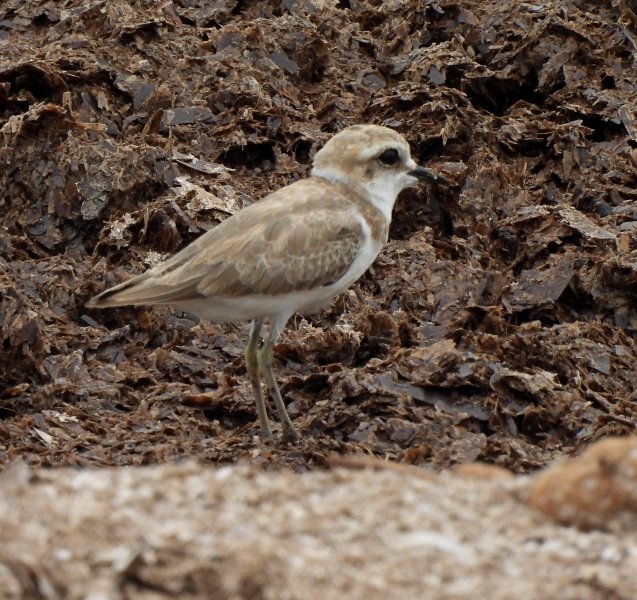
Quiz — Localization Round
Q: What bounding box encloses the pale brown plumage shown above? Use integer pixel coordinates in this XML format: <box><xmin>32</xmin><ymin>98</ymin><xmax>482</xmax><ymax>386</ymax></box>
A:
<box><xmin>88</xmin><ymin>124</ymin><xmax>441</xmax><ymax>442</ymax></box>
<box><xmin>89</xmin><ymin>178</ymin><xmax>381</xmax><ymax>308</ymax></box>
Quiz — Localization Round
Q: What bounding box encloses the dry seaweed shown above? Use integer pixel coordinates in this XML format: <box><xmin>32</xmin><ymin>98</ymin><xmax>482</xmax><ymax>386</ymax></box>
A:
<box><xmin>0</xmin><ymin>0</ymin><xmax>636</xmax><ymax>472</ymax></box>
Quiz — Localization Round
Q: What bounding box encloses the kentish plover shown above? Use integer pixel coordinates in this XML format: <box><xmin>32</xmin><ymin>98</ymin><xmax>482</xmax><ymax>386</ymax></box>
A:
<box><xmin>87</xmin><ymin>124</ymin><xmax>443</xmax><ymax>441</ymax></box>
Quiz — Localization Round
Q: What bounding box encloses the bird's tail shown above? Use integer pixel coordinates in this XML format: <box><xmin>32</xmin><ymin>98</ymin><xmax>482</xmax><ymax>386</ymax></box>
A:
<box><xmin>86</xmin><ymin>273</ymin><xmax>152</xmax><ymax>308</ymax></box>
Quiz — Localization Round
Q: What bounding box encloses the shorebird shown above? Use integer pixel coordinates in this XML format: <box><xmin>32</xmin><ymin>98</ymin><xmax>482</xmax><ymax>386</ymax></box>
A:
<box><xmin>87</xmin><ymin>124</ymin><xmax>442</xmax><ymax>442</ymax></box>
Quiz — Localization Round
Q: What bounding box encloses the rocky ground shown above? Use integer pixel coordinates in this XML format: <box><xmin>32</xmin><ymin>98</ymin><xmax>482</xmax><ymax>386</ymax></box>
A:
<box><xmin>0</xmin><ymin>0</ymin><xmax>636</xmax><ymax>597</ymax></box>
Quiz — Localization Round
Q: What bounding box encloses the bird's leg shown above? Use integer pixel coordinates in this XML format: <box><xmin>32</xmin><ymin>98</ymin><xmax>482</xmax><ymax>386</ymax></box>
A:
<box><xmin>258</xmin><ymin>318</ymin><xmax>300</xmax><ymax>442</ymax></box>
<box><xmin>245</xmin><ymin>319</ymin><xmax>272</xmax><ymax>440</ymax></box>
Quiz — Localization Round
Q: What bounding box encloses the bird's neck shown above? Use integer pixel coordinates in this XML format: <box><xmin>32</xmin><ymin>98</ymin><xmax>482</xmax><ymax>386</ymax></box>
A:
<box><xmin>310</xmin><ymin>168</ymin><xmax>398</xmax><ymax>222</ymax></box>
<box><xmin>309</xmin><ymin>172</ymin><xmax>391</xmax><ymax>244</ymax></box>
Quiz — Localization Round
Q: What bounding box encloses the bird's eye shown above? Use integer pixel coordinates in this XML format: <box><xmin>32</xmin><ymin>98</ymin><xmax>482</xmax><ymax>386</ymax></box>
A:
<box><xmin>378</xmin><ymin>148</ymin><xmax>400</xmax><ymax>167</ymax></box>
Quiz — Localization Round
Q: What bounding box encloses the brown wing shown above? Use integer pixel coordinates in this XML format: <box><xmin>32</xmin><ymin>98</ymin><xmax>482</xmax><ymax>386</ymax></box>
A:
<box><xmin>87</xmin><ymin>178</ymin><xmax>365</xmax><ymax>307</ymax></box>
<box><xmin>196</xmin><ymin>207</ymin><xmax>363</xmax><ymax>297</ymax></box>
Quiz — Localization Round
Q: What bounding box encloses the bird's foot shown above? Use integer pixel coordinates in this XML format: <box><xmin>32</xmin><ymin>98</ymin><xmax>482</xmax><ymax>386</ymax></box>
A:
<box><xmin>258</xmin><ymin>421</ymin><xmax>274</xmax><ymax>442</ymax></box>
<box><xmin>281</xmin><ymin>424</ymin><xmax>301</xmax><ymax>443</ymax></box>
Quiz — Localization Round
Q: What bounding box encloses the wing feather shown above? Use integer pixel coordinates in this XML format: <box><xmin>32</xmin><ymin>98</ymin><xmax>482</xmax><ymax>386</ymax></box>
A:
<box><xmin>197</xmin><ymin>208</ymin><xmax>363</xmax><ymax>297</ymax></box>
<box><xmin>87</xmin><ymin>178</ymin><xmax>367</xmax><ymax>308</ymax></box>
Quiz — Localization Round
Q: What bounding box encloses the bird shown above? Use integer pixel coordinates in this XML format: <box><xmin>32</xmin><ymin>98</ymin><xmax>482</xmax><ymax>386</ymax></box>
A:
<box><xmin>87</xmin><ymin>124</ymin><xmax>443</xmax><ymax>442</ymax></box>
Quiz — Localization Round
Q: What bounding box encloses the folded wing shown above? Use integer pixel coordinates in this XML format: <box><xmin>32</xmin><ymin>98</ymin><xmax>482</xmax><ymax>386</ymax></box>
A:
<box><xmin>87</xmin><ymin>185</ymin><xmax>364</xmax><ymax>308</ymax></box>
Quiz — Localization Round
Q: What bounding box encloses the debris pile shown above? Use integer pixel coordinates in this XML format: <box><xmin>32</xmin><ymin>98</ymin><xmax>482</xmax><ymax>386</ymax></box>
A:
<box><xmin>0</xmin><ymin>0</ymin><xmax>636</xmax><ymax>469</ymax></box>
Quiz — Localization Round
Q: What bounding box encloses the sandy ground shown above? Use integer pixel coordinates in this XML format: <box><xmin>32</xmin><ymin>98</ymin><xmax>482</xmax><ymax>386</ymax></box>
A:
<box><xmin>2</xmin><ymin>437</ymin><xmax>637</xmax><ymax>600</ymax></box>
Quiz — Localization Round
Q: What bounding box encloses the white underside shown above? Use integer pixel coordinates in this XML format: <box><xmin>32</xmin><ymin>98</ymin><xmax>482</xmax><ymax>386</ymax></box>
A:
<box><xmin>172</xmin><ymin>208</ymin><xmax>383</xmax><ymax>326</ymax></box>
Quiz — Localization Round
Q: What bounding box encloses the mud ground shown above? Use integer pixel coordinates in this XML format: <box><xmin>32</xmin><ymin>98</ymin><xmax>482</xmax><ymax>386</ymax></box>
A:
<box><xmin>0</xmin><ymin>0</ymin><xmax>636</xmax><ymax>596</ymax></box>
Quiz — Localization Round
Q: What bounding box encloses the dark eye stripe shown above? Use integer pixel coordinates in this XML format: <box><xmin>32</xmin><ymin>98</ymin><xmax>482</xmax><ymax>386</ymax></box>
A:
<box><xmin>378</xmin><ymin>148</ymin><xmax>399</xmax><ymax>166</ymax></box>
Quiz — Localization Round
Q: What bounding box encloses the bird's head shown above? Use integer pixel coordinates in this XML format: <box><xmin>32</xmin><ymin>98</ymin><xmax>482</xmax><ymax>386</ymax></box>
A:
<box><xmin>311</xmin><ymin>124</ymin><xmax>442</xmax><ymax>212</ymax></box>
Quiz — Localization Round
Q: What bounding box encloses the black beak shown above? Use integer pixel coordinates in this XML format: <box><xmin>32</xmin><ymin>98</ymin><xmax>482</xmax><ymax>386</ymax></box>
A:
<box><xmin>408</xmin><ymin>166</ymin><xmax>448</xmax><ymax>185</ymax></box>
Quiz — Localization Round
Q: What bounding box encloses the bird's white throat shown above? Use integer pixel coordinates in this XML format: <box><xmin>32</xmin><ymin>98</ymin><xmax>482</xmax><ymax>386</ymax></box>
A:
<box><xmin>312</xmin><ymin>166</ymin><xmax>415</xmax><ymax>221</ymax></box>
